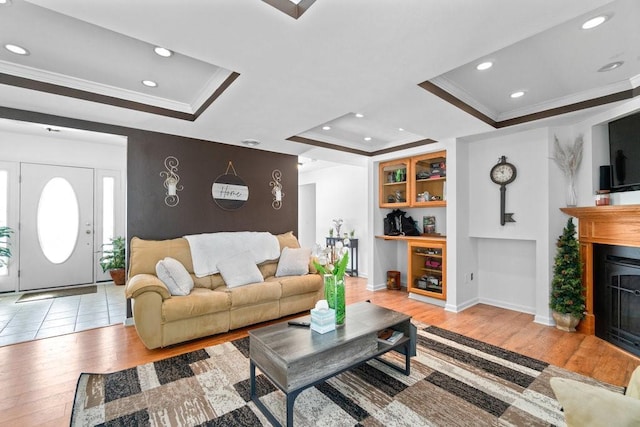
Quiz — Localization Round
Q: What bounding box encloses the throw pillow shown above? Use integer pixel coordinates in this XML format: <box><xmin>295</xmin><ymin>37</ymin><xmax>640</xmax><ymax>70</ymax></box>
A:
<box><xmin>275</xmin><ymin>231</ymin><xmax>301</xmax><ymax>251</ymax></box>
<box><xmin>550</xmin><ymin>377</ymin><xmax>640</xmax><ymax>426</ymax></box>
<box><xmin>276</xmin><ymin>247</ymin><xmax>312</xmax><ymax>277</ymax></box>
<box><xmin>217</xmin><ymin>251</ymin><xmax>264</xmax><ymax>288</ymax></box>
<box><xmin>155</xmin><ymin>257</ymin><xmax>194</xmax><ymax>296</ymax></box>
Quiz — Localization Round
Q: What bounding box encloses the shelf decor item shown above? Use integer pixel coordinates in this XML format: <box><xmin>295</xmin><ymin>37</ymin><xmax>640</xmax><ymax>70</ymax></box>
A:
<box><xmin>549</xmin><ymin>218</ymin><xmax>585</xmax><ymax>331</ymax></box>
<box><xmin>552</xmin><ymin>135</ymin><xmax>583</xmax><ymax>207</ymax></box>
<box><xmin>332</xmin><ymin>218</ymin><xmax>343</xmax><ymax>237</ymax></box>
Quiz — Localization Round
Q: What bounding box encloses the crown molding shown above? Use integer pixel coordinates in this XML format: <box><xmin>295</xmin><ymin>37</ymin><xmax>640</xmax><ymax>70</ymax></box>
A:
<box><xmin>0</xmin><ymin>60</ymin><xmax>192</xmax><ymax>113</ymax></box>
<box><xmin>0</xmin><ymin>63</ymin><xmax>240</xmax><ymax>121</ymax></box>
<box><xmin>421</xmin><ymin>76</ymin><xmax>640</xmax><ymax>129</ymax></box>
<box><xmin>262</xmin><ymin>0</ymin><xmax>317</xmax><ymax>19</ymax></box>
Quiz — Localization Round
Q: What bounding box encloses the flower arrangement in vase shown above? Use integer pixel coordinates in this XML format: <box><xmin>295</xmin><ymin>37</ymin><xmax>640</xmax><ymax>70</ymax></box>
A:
<box><xmin>314</xmin><ymin>244</ymin><xmax>349</xmax><ymax>326</ymax></box>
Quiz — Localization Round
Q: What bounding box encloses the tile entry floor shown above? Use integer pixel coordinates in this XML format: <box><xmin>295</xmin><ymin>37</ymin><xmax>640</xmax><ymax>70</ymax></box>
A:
<box><xmin>0</xmin><ymin>283</ymin><xmax>126</xmax><ymax>347</ymax></box>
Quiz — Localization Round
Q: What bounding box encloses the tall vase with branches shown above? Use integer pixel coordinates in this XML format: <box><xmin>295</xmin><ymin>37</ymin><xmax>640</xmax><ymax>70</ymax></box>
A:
<box><xmin>552</xmin><ymin>135</ymin><xmax>583</xmax><ymax>207</ymax></box>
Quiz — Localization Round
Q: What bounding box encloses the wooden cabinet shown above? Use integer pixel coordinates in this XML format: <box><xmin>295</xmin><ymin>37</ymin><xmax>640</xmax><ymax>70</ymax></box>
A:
<box><xmin>379</xmin><ymin>151</ymin><xmax>446</xmax><ymax>208</ymax></box>
<box><xmin>379</xmin><ymin>158</ymin><xmax>410</xmax><ymax>208</ymax></box>
<box><xmin>411</xmin><ymin>150</ymin><xmax>446</xmax><ymax>207</ymax></box>
<box><xmin>407</xmin><ymin>239</ymin><xmax>446</xmax><ymax>300</ymax></box>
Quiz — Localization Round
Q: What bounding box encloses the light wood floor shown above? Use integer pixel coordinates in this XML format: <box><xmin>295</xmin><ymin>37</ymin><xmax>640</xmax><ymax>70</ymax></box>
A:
<box><xmin>1</xmin><ymin>277</ymin><xmax>638</xmax><ymax>426</ymax></box>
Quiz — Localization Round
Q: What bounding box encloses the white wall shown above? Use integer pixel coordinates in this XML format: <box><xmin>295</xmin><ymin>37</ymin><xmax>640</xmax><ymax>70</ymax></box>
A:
<box><xmin>464</xmin><ymin>127</ymin><xmax>554</xmax><ymax>322</ymax></box>
<box><xmin>298</xmin><ymin>183</ymin><xmax>316</xmax><ymax>248</ymax></box>
<box><xmin>299</xmin><ymin>163</ymin><xmax>368</xmax><ymax>276</ymax></box>
<box><xmin>477</xmin><ymin>238</ymin><xmax>536</xmax><ymax>313</ymax></box>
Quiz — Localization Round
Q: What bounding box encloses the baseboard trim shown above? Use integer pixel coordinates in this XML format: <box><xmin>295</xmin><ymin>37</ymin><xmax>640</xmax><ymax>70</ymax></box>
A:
<box><xmin>408</xmin><ymin>292</ymin><xmax>446</xmax><ymax>307</ymax></box>
<box><xmin>479</xmin><ymin>297</ymin><xmax>535</xmax><ymax>315</ymax></box>
<box><xmin>368</xmin><ymin>282</ymin><xmax>387</xmax><ymax>292</ymax></box>
<box><xmin>534</xmin><ymin>314</ymin><xmax>554</xmax><ymax>326</ymax></box>
<box><xmin>445</xmin><ymin>297</ymin><xmax>480</xmax><ymax>313</ymax></box>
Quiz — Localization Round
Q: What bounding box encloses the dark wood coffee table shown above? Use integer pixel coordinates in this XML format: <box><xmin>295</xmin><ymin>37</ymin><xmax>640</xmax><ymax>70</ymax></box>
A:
<box><xmin>249</xmin><ymin>301</ymin><xmax>416</xmax><ymax>426</ymax></box>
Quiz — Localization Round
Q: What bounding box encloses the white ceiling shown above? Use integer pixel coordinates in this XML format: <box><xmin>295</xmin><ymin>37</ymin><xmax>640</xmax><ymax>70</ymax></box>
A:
<box><xmin>0</xmin><ymin>0</ymin><xmax>637</xmax><ymax>161</ymax></box>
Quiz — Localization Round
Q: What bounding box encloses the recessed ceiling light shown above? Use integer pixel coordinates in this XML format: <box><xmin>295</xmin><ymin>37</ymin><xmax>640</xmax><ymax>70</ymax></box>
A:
<box><xmin>364</xmin><ymin>137</ymin><xmax>372</xmax><ymax>141</ymax></box>
<box><xmin>322</xmin><ymin>126</ymin><xmax>331</xmax><ymax>130</ymax></box>
<box><xmin>398</xmin><ymin>128</ymin><xmax>404</xmax><ymax>132</ymax></box>
<box><xmin>510</xmin><ymin>91</ymin><xmax>525</xmax><ymax>99</ymax></box>
<box><xmin>355</xmin><ymin>113</ymin><xmax>364</xmax><ymax>118</ymax></box>
<box><xmin>476</xmin><ymin>61</ymin><xmax>493</xmax><ymax>71</ymax></box>
<box><xmin>142</xmin><ymin>80</ymin><xmax>158</xmax><ymax>88</ymax></box>
<box><xmin>242</xmin><ymin>139</ymin><xmax>260</xmax><ymax>147</ymax></box>
<box><xmin>598</xmin><ymin>61</ymin><xmax>623</xmax><ymax>72</ymax></box>
<box><xmin>0</xmin><ymin>0</ymin><xmax>13</xmax><ymax>5</ymax></box>
<box><xmin>154</xmin><ymin>46</ymin><xmax>173</xmax><ymax>57</ymax></box>
<box><xmin>4</xmin><ymin>44</ymin><xmax>28</xmax><ymax>55</ymax></box>
<box><xmin>582</xmin><ymin>15</ymin><xmax>608</xmax><ymax>30</ymax></box>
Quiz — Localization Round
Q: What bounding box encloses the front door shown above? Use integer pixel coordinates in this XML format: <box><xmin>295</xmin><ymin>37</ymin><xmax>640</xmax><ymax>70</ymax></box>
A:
<box><xmin>19</xmin><ymin>163</ymin><xmax>94</xmax><ymax>290</ymax></box>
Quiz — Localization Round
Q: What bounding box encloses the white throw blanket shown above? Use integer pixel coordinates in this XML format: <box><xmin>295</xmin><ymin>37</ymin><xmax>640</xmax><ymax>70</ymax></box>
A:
<box><xmin>184</xmin><ymin>232</ymin><xmax>280</xmax><ymax>278</ymax></box>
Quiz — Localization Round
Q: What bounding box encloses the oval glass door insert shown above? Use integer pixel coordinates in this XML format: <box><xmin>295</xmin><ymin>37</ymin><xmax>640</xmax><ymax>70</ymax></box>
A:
<box><xmin>37</xmin><ymin>177</ymin><xmax>80</xmax><ymax>264</ymax></box>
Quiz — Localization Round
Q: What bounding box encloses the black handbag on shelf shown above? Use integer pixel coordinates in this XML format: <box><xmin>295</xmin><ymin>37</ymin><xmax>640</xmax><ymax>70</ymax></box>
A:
<box><xmin>384</xmin><ymin>209</ymin><xmax>420</xmax><ymax>236</ymax></box>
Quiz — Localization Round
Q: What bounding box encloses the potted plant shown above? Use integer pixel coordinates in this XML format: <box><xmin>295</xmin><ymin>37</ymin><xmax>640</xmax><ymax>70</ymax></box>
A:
<box><xmin>0</xmin><ymin>226</ymin><xmax>13</xmax><ymax>267</ymax></box>
<box><xmin>100</xmin><ymin>236</ymin><xmax>126</xmax><ymax>285</ymax></box>
<box><xmin>550</xmin><ymin>218</ymin><xmax>585</xmax><ymax>331</ymax></box>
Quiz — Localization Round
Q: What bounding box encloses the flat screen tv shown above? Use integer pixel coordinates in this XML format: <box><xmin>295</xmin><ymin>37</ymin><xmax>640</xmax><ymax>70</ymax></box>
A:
<box><xmin>609</xmin><ymin>111</ymin><xmax>640</xmax><ymax>192</ymax></box>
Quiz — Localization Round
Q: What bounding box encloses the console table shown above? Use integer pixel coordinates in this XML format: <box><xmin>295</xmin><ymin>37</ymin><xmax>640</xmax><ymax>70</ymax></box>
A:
<box><xmin>326</xmin><ymin>237</ymin><xmax>358</xmax><ymax>276</ymax></box>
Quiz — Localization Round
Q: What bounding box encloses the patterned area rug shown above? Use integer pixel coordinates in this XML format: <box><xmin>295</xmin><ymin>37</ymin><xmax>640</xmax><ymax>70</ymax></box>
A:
<box><xmin>70</xmin><ymin>323</ymin><xmax>622</xmax><ymax>426</ymax></box>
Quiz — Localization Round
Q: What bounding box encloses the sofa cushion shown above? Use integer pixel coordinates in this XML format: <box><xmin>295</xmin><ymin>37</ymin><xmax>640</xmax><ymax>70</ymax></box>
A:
<box><xmin>276</xmin><ymin>231</ymin><xmax>301</xmax><ymax>251</ymax></box>
<box><xmin>156</xmin><ymin>257</ymin><xmax>194</xmax><ymax>296</ymax></box>
<box><xmin>258</xmin><ymin>261</ymin><xmax>278</xmax><ymax>278</ymax></box>
<box><xmin>129</xmin><ymin>237</ymin><xmax>194</xmax><ymax>276</ymax></box>
<box><xmin>222</xmin><ymin>280</ymin><xmax>282</xmax><ymax>307</ymax></box>
<box><xmin>162</xmin><ymin>288</ymin><xmax>230</xmax><ymax>322</ymax></box>
<box><xmin>278</xmin><ymin>274</ymin><xmax>323</xmax><ymax>298</ymax></box>
<box><xmin>217</xmin><ymin>251</ymin><xmax>264</xmax><ymax>288</ymax></box>
<box><xmin>276</xmin><ymin>247</ymin><xmax>311</xmax><ymax>277</ymax></box>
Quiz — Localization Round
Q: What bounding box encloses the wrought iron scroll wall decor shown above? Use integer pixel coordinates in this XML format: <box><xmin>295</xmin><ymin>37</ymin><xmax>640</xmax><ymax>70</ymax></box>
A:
<box><xmin>160</xmin><ymin>156</ymin><xmax>183</xmax><ymax>207</ymax></box>
<box><xmin>270</xmin><ymin>169</ymin><xmax>284</xmax><ymax>210</ymax></box>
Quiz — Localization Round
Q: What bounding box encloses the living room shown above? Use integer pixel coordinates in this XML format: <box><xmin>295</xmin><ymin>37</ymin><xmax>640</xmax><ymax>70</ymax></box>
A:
<box><xmin>1</xmin><ymin>0</ymin><xmax>640</xmax><ymax>425</ymax></box>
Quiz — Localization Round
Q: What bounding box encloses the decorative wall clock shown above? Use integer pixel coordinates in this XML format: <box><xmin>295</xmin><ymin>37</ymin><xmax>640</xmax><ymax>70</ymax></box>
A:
<box><xmin>490</xmin><ymin>155</ymin><xmax>517</xmax><ymax>225</ymax></box>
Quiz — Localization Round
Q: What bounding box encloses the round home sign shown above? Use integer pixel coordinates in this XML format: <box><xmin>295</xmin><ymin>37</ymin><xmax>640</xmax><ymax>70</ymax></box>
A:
<box><xmin>212</xmin><ymin>162</ymin><xmax>249</xmax><ymax>210</ymax></box>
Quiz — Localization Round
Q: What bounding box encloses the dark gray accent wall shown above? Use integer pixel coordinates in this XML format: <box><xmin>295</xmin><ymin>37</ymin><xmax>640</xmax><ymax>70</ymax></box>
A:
<box><xmin>127</xmin><ymin>131</ymin><xmax>298</xmax><ymax>240</ymax></box>
<box><xmin>0</xmin><ymin>107</ymin><xmax>299</xmax><ymax>241</ymax></box>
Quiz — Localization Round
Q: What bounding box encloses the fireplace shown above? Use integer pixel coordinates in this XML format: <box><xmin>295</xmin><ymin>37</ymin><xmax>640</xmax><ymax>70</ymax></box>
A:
<box><xmin>594</xmin><ymin>244</ymin><xmax>640</xmax><ymax>357</ymax></box>
<box><xmin>560</xmin><ymin>205</ymin><xmax>640</xmax><ymax>337</ymax></box>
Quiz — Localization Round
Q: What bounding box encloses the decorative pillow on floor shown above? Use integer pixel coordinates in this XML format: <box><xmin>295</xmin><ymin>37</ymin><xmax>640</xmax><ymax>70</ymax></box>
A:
<box><xmin>217</xmin><ymin>251</ymin><xmax>264</xmax><ymax>288</ymax></box>
<box><xmin>276</xmin><ymin>247</ymin><xmax>312</xmax><ymax>277</ymax></box>
<box><xmin>155</xmin><ymin>257</ymin><xmax>194</xmax><ymax>296</ymax></box>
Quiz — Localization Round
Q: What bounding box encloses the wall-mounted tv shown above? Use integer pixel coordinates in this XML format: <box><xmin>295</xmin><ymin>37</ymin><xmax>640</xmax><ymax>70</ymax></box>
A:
<box><xmin>609</xmin><ymin>111</ymin><xmax>640</xmax><ymax>192</ymax></box>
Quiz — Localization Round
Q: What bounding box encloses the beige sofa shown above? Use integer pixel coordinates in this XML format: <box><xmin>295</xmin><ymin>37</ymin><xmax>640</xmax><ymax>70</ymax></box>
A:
<box><xmin>124</xmin><ymin>232</ymin><xmax>323</xmax><ymax>349</ymax></box>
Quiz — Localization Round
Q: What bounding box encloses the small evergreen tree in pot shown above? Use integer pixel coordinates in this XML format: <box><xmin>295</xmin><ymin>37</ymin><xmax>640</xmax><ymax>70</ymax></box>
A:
<box><xmin>550</xmin><ymin>218</ymin><xmax>585</xmax><ymax>331</ymax></box>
